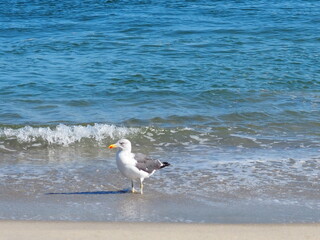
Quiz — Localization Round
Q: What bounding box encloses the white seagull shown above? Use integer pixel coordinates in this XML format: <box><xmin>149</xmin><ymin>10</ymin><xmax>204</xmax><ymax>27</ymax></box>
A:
<box><xmin>109</xmin><ymin>139</ymin><xmax>170</xmax><ymax>194</ymax></box>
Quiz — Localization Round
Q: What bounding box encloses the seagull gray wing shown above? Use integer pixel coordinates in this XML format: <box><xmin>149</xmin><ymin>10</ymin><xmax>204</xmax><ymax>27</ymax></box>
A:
<box><xmin>134</xmin><ymin>153</ymin><xmax>163</xmax><ymax>174</ymax></box>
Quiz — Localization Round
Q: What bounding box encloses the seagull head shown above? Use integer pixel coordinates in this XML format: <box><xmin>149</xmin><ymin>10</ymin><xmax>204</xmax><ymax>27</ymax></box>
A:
<box><xmin>109</xmin><ymin>139</ymin><xmax>132</xmax><ymax>152</ymax></box>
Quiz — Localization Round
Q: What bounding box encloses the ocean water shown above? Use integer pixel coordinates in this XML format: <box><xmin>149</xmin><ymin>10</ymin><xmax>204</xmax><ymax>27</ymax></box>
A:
<box><xmin>0</xmin><ymin>0</ymin><xmax>319</xmax><ymax>223</ymax></box>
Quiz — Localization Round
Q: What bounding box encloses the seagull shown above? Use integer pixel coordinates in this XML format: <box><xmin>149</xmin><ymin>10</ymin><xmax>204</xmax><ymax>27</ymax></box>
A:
<box><xmin>108</xmin><ymin>139</ymin><xmax>170</xmax><ymax>194</ymax></box>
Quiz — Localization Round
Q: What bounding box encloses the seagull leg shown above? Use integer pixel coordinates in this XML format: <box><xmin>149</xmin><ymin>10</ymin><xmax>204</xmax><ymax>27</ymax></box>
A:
<box><xmin>131</xmin><ymin>180</ymin><xmax>136</xmax><ymax>193</ymax></box>
<box><xmin>140</xmin><ymin>179</ymin><xmax>144</xmax><ymax>195</ymax></box>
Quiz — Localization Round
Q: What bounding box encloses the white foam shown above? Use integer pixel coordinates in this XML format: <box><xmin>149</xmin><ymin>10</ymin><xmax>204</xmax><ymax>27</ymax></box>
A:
<box><xmin>0</xmin><ymin>124</ymin><xmax>139</xmax><ymax>146</ymax></box>
<box><xmin>0</xmin><ymin>145</ymin><xmax>16</xmax><ymax>152</ymax></box>
<box><xmin>189</xmin><ymin>135</ymin><xmax>209</xmax><ymax>144</ymax></box>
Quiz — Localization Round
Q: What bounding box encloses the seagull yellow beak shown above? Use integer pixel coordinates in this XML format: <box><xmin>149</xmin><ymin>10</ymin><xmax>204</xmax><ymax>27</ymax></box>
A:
<box><xmin>108</xmin><ymin>144</ymin><xmax>117</xmax><ymax>149</ymax></box>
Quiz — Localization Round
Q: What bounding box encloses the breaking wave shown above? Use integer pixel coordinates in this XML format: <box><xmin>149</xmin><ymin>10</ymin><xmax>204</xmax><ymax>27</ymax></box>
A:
<box><xmin>0</xmin><ymin>123</ymin><xmax>198</xmax><ymax>151</ymax></box>
<box><xmin>0</xmin><ymin>122</ymin><xmax>319</xmax><ymax>152</ymax></box>
<box><xmin>0</xmin><ymin>124</ymin><xmax>140</xmax><ymax>147</ymax></box>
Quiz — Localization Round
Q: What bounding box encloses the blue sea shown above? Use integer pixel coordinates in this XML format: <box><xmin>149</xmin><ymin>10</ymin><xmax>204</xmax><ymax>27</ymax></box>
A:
<box><xmin>0</xmin><ymin>0</ymin><xmax>319</xmax><ymax>223</ymax></box>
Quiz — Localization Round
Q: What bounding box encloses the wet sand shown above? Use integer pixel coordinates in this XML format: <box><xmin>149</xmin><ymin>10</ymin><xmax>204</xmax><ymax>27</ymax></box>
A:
<box><xmin>0</xmin><ymin>191</ymin><xmax>319</xmax><ymax>223</ymax></box>
<box><xmin>1</xmin><ymin>221</ymin><xmax>319</xmax><ymax>240</ymax></box>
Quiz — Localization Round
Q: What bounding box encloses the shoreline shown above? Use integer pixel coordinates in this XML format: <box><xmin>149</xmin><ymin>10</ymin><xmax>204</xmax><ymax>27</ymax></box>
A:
<box><xmin>0</xmin><ymin>221</ymin><xmax>319</xmax><ymax>240</ymax></box>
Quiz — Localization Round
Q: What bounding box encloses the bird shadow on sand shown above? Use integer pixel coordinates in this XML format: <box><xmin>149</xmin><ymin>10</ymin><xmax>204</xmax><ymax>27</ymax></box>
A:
<box><xmin>46</xmin><ymin>188</ymin><xmax>131</xmax><ymax>195</ymax></box>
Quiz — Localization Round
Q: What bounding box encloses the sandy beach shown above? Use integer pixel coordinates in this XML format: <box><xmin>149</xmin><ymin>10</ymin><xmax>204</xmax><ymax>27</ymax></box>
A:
<box><xmin>0</xmin><ymin>221</ymin><xmax>319</xmax><ymax>240</ymax></box>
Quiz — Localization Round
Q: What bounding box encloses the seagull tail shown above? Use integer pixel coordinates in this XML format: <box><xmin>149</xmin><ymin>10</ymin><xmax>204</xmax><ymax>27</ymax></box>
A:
<box><xmin>160</xmin><ymin>162</ymin><xmax>170</xmax><ymax>168</ymax></box>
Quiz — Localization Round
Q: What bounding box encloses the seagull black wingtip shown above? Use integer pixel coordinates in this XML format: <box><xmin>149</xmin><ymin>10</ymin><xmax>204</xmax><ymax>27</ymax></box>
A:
<box><xmin>161</xmin><ymin>162</ymin><xmax>171</xmax><ymax>168</ymax></box>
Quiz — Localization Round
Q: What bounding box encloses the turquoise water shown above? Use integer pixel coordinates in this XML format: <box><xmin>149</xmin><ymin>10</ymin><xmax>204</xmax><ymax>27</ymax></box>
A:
<box><xmin>0</xmin><ymin>0</ymin><xmax>319</xmax><ymax>222</ymax></box>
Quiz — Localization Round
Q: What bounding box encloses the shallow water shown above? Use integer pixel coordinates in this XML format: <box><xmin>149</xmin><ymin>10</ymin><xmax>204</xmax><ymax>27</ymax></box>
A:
<box><xmin>0</xmin><ymin>0</ymin><xmax>319</xmax><ymax>222</ymax></box>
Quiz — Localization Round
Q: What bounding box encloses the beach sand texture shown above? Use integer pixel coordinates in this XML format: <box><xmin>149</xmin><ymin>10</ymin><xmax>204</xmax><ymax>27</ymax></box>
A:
<box><xmin>0</xmin><ymin>221</ymin><xmax>319</xmax><ymax>240</ymax></box>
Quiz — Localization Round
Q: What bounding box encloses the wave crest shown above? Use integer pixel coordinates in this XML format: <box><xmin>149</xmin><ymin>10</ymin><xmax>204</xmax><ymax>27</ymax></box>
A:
<box><xmin>0</xmin><ymin>124</ymin><xmax>140</xmax><ymax>146</ymax></box>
